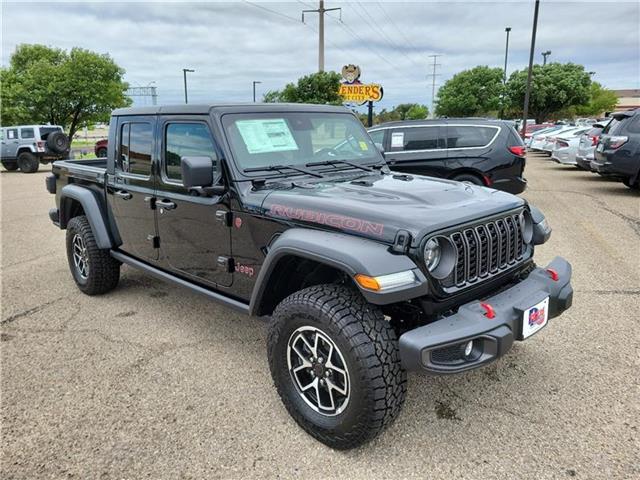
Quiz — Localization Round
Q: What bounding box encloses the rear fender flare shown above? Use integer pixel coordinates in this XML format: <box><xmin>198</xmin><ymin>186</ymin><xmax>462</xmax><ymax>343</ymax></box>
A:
<box><xmin>59</xmin><ymin>184</ymin><xmax>113</xmax><ymax>249</ymax></box>
<box><xmin>248</xmin><ymin>228</ymin><xmax>428</xmax><ymax>315</ymax></box>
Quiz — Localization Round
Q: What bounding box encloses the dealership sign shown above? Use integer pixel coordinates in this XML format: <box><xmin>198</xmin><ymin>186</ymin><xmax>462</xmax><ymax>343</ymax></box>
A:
<box><xmin>338</xmin><ymin>64</ymin><xmax>383</xmax><ymax>103</ymax></box>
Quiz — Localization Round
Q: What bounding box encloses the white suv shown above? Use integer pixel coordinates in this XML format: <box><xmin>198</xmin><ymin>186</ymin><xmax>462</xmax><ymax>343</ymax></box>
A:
<box><xmin>0</xmin><ymin>125</ymin><xmax>70</xmax><ymax>173</ymax></box>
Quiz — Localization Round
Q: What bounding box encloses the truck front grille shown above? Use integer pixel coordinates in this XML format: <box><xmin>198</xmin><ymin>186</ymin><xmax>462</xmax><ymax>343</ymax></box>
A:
<box><xmin>442</xmin><ymin>211</ymin><xmax>528</xmax><ymax>290</ymax></box>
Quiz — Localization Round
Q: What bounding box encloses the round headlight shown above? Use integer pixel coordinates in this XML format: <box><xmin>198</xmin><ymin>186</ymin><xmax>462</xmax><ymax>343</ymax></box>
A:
<box><xmin>521</xmin><ymin>211</ymin><xmax>534</xmax><ymax>244</ymax></box>
<box><xmin>424</xmin><ymin>238</ymin><xmax>441</xmax><ymax>272</ymax></box>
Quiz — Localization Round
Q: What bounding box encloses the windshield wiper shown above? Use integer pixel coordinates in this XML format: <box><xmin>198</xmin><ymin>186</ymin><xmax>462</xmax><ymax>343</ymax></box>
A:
<box><xmin>244</xmin><ymin>164</ymin><xmax>323</xmax><ymax>178</ymax></box>
<box><xmin>305</xmin><ymin>159</ymin><xmax>373</xmax><ymax>172</ymax></box>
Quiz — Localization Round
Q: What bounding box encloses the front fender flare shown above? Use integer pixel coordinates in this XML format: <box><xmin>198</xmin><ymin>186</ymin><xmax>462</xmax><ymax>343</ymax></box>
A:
<box><xmin>59</xmin><ymin>184</ymin><xmax>113</xmax><ymax>249</ymax></box>
<box><xmin>249</xmin><ymin>229</ymin><xmax>428</xmax><ymax>315</ymax></box>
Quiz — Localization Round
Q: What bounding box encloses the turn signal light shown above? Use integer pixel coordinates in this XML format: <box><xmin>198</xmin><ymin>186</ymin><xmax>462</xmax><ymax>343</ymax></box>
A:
<box><xmin>354</xmin><ymin>274</ymin><xmax>380</xmax><ymax>291</ymax></box>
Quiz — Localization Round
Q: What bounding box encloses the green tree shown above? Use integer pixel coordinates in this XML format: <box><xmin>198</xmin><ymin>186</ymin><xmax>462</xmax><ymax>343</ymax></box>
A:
<box><xmin>262</xmin><ymin>71</ymin><xmax>343</xmax><ymax>105</ymax></box>
<box><xmin>506</xmin><ymin>62</ymin><xmax>592</xmax><ymax>123</ymax></box>
<box><xmin>574</xmin><ymin>82</ymin><xmax>618</xmax><ymax>116</ymax></box>
<box><xmin>404</xmin><ymin>104</ymin><xmax>429</xmax><ymax>120</ymax></box>
<box><xmin>435</xmin><ymin>66</ymin><xmax>505</xmax><ymax>117</ymax></box>
<box><xmin>0</xmin><ymin>44</ymin><xmax>131</xmax><ymax>139</ymax></box>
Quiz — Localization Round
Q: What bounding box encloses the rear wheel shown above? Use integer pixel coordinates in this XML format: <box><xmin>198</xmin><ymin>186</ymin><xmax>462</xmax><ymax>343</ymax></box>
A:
<box><xmin>66</xmin><ymin>215</ymin><xmax>120</xmax><ymax>295</ymax></box>
<box><xmin>452</xmin><ymin>173</ymin><xmax>485</xmax><ymax>186</ymax></box>
<box><xmin>17</xmin><ymin>152</ymin><xmax>39</xmax><ymax>173</ymax></box>
<box><xmin>268</xmin><ymin>284</ymin><xmax>406</xmax><ymax>450</ymax></box>
<box><xmin>1</xmin><ymin>160</ymin><xmax>19</xmax><ymax>171</ymax></box>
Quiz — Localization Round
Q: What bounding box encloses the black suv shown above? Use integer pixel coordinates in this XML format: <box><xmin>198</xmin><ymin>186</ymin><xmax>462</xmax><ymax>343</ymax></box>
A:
<box><xmin>591</xmin><ymin>109</ymin><xmax>640</xmax><ymax>189</ymax></box>
<box><xmin>368</xmin><ymin>119</ymin><xmax>527</xmax><ymax>194</ymax></box>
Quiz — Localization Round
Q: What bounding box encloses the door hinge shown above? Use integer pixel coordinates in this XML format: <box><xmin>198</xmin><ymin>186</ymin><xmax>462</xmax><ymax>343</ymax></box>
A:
<box><xmin>217</xmin><ymin>256</ymin><xmax>235</xmax><ymax>273</ymax></box>
<box><xmin>147</xmin><ymin>234</ymin><xmax>160</xmax><ymax>248</ymax></box>
<box><xmin>216</xmin><ymin>210</ymin><xmax>233</xmax><ymax>227</ymax></box>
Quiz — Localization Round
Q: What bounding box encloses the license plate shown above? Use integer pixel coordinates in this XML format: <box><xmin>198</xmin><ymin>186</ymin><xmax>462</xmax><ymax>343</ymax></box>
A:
<box><xmin>522</xmin><ymin>297</ymin><xmax>549</xmax><ymax>339</ymax></box>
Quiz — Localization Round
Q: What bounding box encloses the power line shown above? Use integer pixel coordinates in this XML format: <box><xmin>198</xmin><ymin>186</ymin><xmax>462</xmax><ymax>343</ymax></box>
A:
<box><xmin>373</xmin><ymin>1</ymin><xmax>424</xmax><ymax>63</ymax></box>
<box><xmin>351</xmin><ymin>0</ymin><xmax>422</xmax><ymax>69</ymax></box>
<box><xmin>242</xmin><ymin>0</ymin><xmax>300</xmax><ymax>23</ymax></box>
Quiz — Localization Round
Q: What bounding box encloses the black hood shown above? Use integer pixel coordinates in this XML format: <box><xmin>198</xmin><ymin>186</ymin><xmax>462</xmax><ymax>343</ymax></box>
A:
<box><xmin>247</xmin><ymin>172</ymin><xmax>525</xmax><ymax>245</ymax></box>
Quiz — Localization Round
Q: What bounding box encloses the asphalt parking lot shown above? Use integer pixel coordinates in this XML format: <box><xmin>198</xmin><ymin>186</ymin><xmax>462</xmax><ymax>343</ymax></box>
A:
<box><xmin>1</xmin><ymin>153</ymin><xmax>639</xmax><ymax>479</ymax></box>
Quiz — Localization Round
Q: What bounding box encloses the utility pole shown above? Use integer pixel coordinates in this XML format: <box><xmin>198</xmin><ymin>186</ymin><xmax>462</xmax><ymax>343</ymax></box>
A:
<box><xmin>522</xmin><ymin>0</ymin><xmax>540</xmax><ymax>137</ymax></box>
<box><xmin>426</xmin><ymin>54</ymin><xmax>442</xmax><ymax>118</ymax></box>
<box><xmin>183</xmin><ymin>68</ymin><xmax>195</xmax><ymax>104</ymax></box>
<box><xmin>252</xmin><ymin>81</ymin><xmax>262</xmax><ymax>102</ymax></box>
<box><xmin>500</xmin><ymin>27</ymin><xmax>512</xmax><ymax>119</ymax></box>
<box><xmin>542</xmin><ymin>50</ymin><xmax>552</xmax><ymax>66</ymax></box>
<box><xmin>302</xmin><ymin>0</ymin><xmax>341</xmax><ymax>72</ymax></box>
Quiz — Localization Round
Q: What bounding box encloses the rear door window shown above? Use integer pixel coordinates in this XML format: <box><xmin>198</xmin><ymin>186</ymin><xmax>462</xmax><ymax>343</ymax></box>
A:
<box><xmin>446</xmin><ymin>126</ymin><xmax>498</xmax><ymax>148</ymax></box>
<box><xmin>389</xmin><ymin>126</ymin><xmax>443</xmax><ymax>152</ymax></box>
<box><xmin>118</xmin><ymin>122</ymin><xmax>153</xmax><ymax>176</ymax></box>
<box><xmin>625</xmin><ymin>115</ymin><xmax>640</xmax><ymax>134</ymax></box>
<box><xmin>164</xmin><ymin>122</ymin><xmax>217</xmax><ymax>182</ymax></box>
<box><xmin>7</xmin><ymin>129</ymin><xmax>17</xmax><ymax>140</ymax></box>
<box><xmin>20</xmin><ymin>128</ymin><xmax>35</xmax><ymax>139</ymax></box>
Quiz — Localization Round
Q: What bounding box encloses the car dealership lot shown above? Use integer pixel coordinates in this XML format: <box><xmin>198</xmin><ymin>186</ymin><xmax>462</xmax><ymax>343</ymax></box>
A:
<box><xmin>1</xmin><ymin>153</ymin><xmax>638</xmax><ymax>479</ymax></box>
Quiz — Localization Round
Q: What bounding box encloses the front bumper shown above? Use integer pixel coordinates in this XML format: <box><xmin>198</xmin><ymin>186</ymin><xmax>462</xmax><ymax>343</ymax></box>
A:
<box><xmin>399</xmin><ymin>257</ymin><xmax>573</xmax><ymax>374</ymax></box>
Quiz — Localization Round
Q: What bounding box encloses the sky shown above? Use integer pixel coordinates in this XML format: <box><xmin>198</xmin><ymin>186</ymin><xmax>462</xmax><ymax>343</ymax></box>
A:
<box><xmin>1</xmin><ymin>0</ymin><xmax>639</xmax><ymax>111</ymax></box>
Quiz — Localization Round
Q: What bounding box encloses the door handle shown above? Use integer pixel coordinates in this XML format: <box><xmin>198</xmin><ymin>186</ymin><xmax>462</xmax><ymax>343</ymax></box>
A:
<box><xmin>156</xmin><ymin>199</ymin><xmax>176</xmax><ymax>210</ymax></box>
<box><xmin>115</xmin><ymin>190</ymin><xmax>132</xmax><ymax>200</ymax></box>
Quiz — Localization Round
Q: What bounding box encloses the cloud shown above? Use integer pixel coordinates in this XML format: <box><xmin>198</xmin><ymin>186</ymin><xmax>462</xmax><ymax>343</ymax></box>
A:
<box><xmin>2</xmin><ymin>0</ymin><xmax>638</xmax><ymax>110</ymax></box>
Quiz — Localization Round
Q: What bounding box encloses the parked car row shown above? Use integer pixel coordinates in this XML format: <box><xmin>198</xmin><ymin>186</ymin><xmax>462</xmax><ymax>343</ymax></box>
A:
<box><xmin>527</xmin><ymin>109</ymin><xmax>640</xmax><ymax>190</ymax></box>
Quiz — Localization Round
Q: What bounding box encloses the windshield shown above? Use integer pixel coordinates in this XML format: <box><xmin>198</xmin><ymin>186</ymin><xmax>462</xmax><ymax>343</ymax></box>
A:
<box><xmin>222</xmin><ymin>112</ymin><xmax>383</xmax><ymax>175</ymax></box>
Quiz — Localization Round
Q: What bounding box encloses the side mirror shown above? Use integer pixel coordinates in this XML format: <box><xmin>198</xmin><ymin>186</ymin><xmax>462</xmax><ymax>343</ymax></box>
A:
<box><xmin>181</xmin><ymin>156</ymin><xmax>224</xmax><ymax>195</ymax></box>
<box><xmin>181</xmin><ymin>156</ymin><xmax>215</xmax><ymax>188</ymax></box>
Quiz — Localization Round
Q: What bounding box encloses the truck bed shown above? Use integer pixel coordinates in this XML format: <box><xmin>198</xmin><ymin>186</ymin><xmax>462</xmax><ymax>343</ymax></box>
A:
<box><xmin>52</xmin><ymin>158</ymin><xmax>107</xmax><ymax>184</ymax></box>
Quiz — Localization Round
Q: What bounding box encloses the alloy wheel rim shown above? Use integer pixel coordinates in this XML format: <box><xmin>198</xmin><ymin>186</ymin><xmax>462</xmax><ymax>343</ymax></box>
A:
<box><xmin>72</xmin><ymin>234</ymin><xmax>89</xmax><ymax>280</ymax></box>
<box><xmin>287</xmin><ymin>325</ymin><xmax>350</xmax><ymax>416</ymax></box>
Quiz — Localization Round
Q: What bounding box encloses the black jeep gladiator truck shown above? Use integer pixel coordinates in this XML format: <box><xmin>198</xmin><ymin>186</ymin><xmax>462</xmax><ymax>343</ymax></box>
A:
<box><xmin>47</xmin><ymin>104</ymin><xmax>573</xmax><ymax>449</ymax></box>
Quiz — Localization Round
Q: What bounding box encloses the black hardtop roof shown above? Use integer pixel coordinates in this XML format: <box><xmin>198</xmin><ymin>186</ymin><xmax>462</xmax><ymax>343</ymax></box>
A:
<box><xmin>369</xmin><ymin>118</ymin><xmax>510</xmax><ymax>129</ymax></box>
<box><xmin>112</xmin><ymin>103</ymin><xmax>351</xmax><ymax>117</ymax></box>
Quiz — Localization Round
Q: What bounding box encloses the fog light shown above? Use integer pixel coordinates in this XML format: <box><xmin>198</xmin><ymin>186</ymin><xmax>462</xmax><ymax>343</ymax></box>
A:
<box><xmin>463</xmin><ymin>340</ymin><xmax>474</xmax><ymax>358</ymax></box>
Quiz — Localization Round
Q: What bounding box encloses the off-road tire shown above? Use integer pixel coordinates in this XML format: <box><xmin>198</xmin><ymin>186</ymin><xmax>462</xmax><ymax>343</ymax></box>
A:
<box><xmin>268</xmin><ymin>284</ymin><xmax>407</xmax><ymax>450</ymax></box>
<box><xmin>97</xmin><ymin>147</ymin><xmax>107</xmax><ymax>158</ymax></box>
<box><xmin>1</xmin><ymin>160</ymin><xmax>19</xmax><ymax>171</ymax></box>
<box><xmin>452</xmin><ymin>173</ymin><xmax>484</xmax><ymax>186</ymax></box>
<box><xmin>17</xmin><ymin>152</ymin><xmax>39</xmax><ymax>173</ymax></box>
<box><xmin>66</xmin><ymin>215</ymin><xmax>120</xmax><ymax>295</ymax></box>
<box><xmin>46</xmin><ymin>131</ymin><xmax>70</xmax><ymax>154</ymax></box>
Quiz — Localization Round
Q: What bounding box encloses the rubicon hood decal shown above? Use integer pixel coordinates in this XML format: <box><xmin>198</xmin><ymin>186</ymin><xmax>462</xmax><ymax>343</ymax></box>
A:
<box><xmin>270</xmin><ymin>204</ymin><xmax>384</xmax><ymax>237</ymax></box>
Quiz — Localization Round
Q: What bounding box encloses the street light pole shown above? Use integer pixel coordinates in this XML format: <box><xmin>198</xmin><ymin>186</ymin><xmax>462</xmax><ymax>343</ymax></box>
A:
<box><xmin>521</xmin><ymin>0</ymin><xmax>540</xmax><ymax>137</ymax></box>
<box><xmin>500</xmin><ymin>27</ymin><xmax>512</xmax><ymax>119</ymax></box>
<box><xmin>252</xmin><ymin>81</ymin><xmax>262</xmax><ymax>102</ymax></box>
<box><xmin>183</xmin><ymin>68</ymin><xmax>195</xmax><ymax>104</ymax></box>
<box><xmin>542</xmin><ymin>50</ymin><xmax>551</xmax><ymax>66</ymax></box>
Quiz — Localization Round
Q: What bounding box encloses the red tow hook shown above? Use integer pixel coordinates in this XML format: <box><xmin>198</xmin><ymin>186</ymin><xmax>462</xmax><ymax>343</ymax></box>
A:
<box><xmin>546</xmin><ymin>268</ymin><xmax>559</xmax><ymax>281</ymax></box>
<box><xmin>480</xmin><ymin>302</ymin><xmax>496</xmax><ymax>319</ymax></box>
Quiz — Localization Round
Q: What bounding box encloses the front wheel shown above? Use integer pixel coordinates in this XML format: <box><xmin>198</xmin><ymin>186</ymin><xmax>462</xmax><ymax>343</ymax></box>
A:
<box><xmin>268</xmin><ymin>284</ymin><xmax>406</xmax><ymax>450</ymax></box>
<box><xmin>66</xmin><ymin>215</ymin><xmax>120</xmax><ymax>295</ymax></box>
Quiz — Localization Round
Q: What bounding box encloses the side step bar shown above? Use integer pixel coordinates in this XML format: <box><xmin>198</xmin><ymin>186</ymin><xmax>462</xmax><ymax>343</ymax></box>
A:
<box><xmin>110</xmin><ymin>250</ymin><xmax>250</xmax><ymax>314</ymax></box>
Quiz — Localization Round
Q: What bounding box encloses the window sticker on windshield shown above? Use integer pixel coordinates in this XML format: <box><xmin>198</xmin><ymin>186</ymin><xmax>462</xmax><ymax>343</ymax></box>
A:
<box><xmin>236</xmin><ymin>119</ymin><xmax>299</xmax><ymax>154</ymax></box>
<box><xmin>391</xmin><ymin>132</ymin><xmax>404</xmax><ymax>148</ymax></box>
<box><xmin>359</xmin><ymin>141</ymin><xmax>369</xmax><ymax>151</ymax></box>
